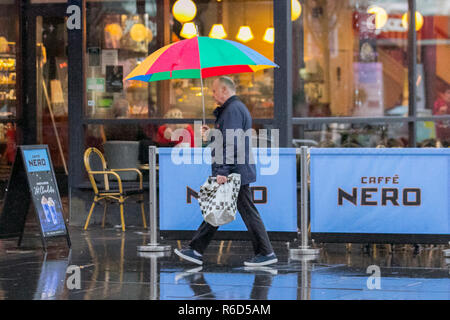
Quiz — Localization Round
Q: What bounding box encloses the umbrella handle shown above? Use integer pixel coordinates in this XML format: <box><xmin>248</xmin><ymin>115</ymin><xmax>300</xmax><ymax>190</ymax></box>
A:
<box><xmin>200</xmin><ymin>75</ymin><xmax>206</xmax><ymax>125</ymax></box>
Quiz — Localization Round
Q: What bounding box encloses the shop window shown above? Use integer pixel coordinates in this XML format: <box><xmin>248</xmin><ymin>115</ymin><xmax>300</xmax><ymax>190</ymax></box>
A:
<box><xmin>293</xmin><ymin>122</ymin><xmax>410</xmax><ymax>148</ymax></box>
<box><xmin>0</xmin><ymin>2</ymin><xmax>17</xmax><ymax>178</ymax></box>
<box><xmin>85</xmin><ymin>2</ymin><xmax>156</xmax><ymax>119</ymax></box>
<box><xmin>294</xmin><ymin>0</ymin><xmax>412</xmax><ymax>118</ymax></box>
<box><xmin>85</xmin><ymin>121</ymin><xmax>271</xmax><ymax>170</ymax></box>
<box><xmin>416</xmin><ymin>120</ymin><xmax>449</xmax><ymax>147</ymax></box>
<box><xmin>0</xmin><ymin>5</ymin><xmax>17</xmax><ymax>120</ymax></box>
<box><xmin>85</xmin><ymin>0</ymin><xmax>274</xmax><ymax>121</ymax></box>
<box><xmin>416</xmin><ymin>1</ymin><xmax>450</xmax><ymax>119</ymax></box>
<box><xmin>168</xmin><ymin>0</ymin><xmax>274</xmax><ymax>120</ymax></box>
<box><xmin>36</xmin><ymin>16</ymin><xmax>69</xmax><ymax>173</ymax></box>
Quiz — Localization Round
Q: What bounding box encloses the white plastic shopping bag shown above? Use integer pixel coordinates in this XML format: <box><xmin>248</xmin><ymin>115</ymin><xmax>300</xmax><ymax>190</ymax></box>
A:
<box><xmin>198</xmin><ymin>173</ymin><xmax>241</xmax><ymax>227</ymax></box>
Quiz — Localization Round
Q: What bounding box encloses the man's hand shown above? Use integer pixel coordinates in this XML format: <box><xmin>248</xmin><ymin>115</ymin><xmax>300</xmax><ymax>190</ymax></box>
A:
<box><xmin>201</xmin><ymin>125</ymin><xmax>210</xmax><ymax>141</ymax></box>
<box><xmin>216</xmin><ymin>175</ymin><xmax>227</xmax><ymax>184</ymax></box>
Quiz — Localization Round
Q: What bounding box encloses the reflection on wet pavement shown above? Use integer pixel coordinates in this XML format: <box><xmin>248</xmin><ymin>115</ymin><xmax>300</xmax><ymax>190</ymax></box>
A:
<box><xmin>0</xmin><ymin>227</ymin><xmax>448</xmax><ymax>300</ymax></box>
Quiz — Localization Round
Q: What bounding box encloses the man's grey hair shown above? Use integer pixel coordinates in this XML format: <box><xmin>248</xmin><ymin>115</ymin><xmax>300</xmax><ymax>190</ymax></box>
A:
<box><xmin>217</xmin><ymin>76</ymin><xmax>236</xmax><ymax>93</ymax></box>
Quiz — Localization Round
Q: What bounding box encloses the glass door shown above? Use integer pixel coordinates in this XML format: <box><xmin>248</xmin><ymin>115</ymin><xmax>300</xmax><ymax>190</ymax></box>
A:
<box><xmin>35</xmin><ymin>15</ymin><xmax>68</xmax><ymax>174</ymax></box>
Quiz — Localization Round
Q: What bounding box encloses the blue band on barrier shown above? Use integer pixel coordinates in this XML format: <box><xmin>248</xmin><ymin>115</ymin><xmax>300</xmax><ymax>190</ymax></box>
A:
<box><xmin>310</xmin><ymin>148</ymin><xmax>450</xmax><ymax>235</ymax></box>
<box><xmin>310</xmin><ymin>148</ymin><xmax>450</xmax><ymax>156</ymax></box>
<box><xmin>158</xmin><ymin>148</ymin><xmax>298</xmax><ymax>232</ymax></box>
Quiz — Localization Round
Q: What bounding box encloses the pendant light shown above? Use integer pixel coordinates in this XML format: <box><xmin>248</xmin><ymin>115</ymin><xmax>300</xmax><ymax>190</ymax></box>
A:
<box><xmin>236</xmin><ymin>26</ymin><xmax>254</xmax><ymax>42</ymax></box>
<box><xmin>236</xmin><ymin>2</ymin><xmax>253</xmax><ymax>42</ymax></box>
<box><xmin>209</xmin><ymin>24</ymin><xmax>227</xmax><ymax>39</ymax></box>
<box><xmin>263</xmin><ymin>3</ymin><xmax>274</xmax><ymax>44</ymax></box>
<box><xmin>172</xmin><ymin>0</ymin><xmax>197</xmax><ymax>23</ymax></box>
<box><xmin>367</xmin><ymin>6</ymin><xmax>388</xmax><ymax>29</ymax></box>
<box><xmin>291</xmin><ymin>0</ymin><xmax>302</xmax><ymax>21</ymax></box>
<box><xmin>401</xmin><ymin>11</ymin><xmax>424</xmax><ymax>31</ymax></box>
<box><xmin>180</xmin><ymin>22</ymin><xmax>198</xmax><ymax>39</ymax></box>
<box><xmin>209</xmin><ymin>0</ymin><xmax>227</xmax><ymax>39</ymax></box>
<box><xmin>263</xmin><ymin>27</ymin><xmax>274</xmax><ymax>44</ymax></box>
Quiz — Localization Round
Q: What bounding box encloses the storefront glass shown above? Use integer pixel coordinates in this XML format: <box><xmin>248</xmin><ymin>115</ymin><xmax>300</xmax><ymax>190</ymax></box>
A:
<box><xmin>293</xmin><ymin>121</ymin><xmax>410</xmax><ymax>148</ymax></box>
<box><xmin>85</xmin><ymin>122</ymin><xmax>269</xmax><ymax>169</ymax></box>
<box><xmin>416</xmin><ymin>1</ymin><xmax>450</xmax><ymax>121</ymax></box>
<box><xmin>36</xmin><ymin>15</ymin><xmax>69</xmax><ymax>173</ymax></box>
<box><xmin>84</xmin><ymin>0</ymin><xmax>274</xmax><ymax>123</ymax></box>
<box><xmin>293</xmin><ymin>0</ymin><xmax>412</xmax><ymax>118</ymax></box>
<box><xmin>0</xmin><ymin>1</ymin><xmax>17</xmax><ymax>174</ymax></box>
<box><xmin>416</xmin><ymin>120</ymin><xmax>450</xmax><ymax>147</ymax></box>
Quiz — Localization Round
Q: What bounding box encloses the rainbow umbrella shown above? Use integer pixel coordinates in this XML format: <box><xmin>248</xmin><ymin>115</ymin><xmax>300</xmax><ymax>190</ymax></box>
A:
<box><xmin>125</xmin><ymin>36</ymin><xmax>279</xmax><ymax>123</ymax></box>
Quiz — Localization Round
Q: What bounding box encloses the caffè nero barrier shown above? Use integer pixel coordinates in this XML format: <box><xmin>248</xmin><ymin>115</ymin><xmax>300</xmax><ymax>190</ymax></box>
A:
<box><xmin>145</xmin><ymin>146</ymin><xmax>450</xmax><ymax>245</ymax></box>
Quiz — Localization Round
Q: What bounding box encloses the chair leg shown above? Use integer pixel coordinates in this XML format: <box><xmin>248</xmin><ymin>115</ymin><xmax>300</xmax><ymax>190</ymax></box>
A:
<box><xmin>119</xmin><ymin>198</ymin><xmax>125</xmax><ymax>232</ymax></box>
<box><xmin>102</xmin><ymin>200</ymin><xmax>108</xmax><ymax>228</ymax></box>
<box><xmin>84</xmin><ymin>198</ymin><xmax>97</xmax><ymax>230</ymax></box>
<box><xmin>140</xmin><ymin>197</ymin><xmax>147</xmax><ymax>229</ymax></box>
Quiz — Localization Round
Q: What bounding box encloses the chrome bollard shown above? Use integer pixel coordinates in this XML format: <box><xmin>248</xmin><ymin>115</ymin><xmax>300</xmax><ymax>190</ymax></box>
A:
<box><xmin>289</xmin><ymin>146</ymin><xmax>320</xmax><ymax>258</ymax></box>
<box><xmin>138</xmin><ymin>146</ymin><xmax>171</xmax><ymax>252</ymax></box>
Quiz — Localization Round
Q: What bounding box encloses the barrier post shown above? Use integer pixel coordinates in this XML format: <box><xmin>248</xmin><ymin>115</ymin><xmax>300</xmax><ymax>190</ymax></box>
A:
<box><xmin>137</xmin><ymin>146</ymin><xmax>171</xmax><ymax>252</ymax></box>
<box><xmin>138</xmin><ymin>250</ymin><xmax>170</xmax><ymax>299</ymax></box>
<box><xmin>289</xmin><ymin>146</ymin><xmax>320</xmax><ymax>257</ymax></box>
<box><xmin>300</xmin><ymin>258</ymin><xmax>311</xmax><ymax>300</ymax></box>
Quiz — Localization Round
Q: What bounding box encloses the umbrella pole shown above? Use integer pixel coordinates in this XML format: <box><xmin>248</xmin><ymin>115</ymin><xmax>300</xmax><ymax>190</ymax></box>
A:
<box><xmin>200</xmin><ymin>75</ymin><xmax>206</xmax><ymax>125</ymax></box>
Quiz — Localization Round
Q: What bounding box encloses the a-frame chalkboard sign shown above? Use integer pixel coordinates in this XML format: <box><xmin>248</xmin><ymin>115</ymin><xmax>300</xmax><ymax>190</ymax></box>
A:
<box><xmin>0</xmin><ymin>145</ymin><xmax>71</xmax><ymax>251</ymax></box>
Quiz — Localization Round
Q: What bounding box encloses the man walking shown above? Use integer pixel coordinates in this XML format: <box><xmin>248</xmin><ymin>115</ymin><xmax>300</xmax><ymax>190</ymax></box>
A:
<box><xmin>174</xmin><ymin>76</ymin><xmax>277</xmax><ymax>267</ymax></box>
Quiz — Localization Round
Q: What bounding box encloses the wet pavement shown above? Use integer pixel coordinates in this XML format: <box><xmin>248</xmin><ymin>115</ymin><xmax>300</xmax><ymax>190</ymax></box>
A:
<box><xmin>0</xmin><ymin>227</ymin><xmax>449</xmax><ymax>300</ymax></box>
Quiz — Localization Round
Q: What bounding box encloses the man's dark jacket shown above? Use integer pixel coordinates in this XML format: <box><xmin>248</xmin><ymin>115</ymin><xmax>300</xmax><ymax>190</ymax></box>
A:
<box><xmin>211</xmin><ymin>95</ymin><xmax>256</xmax><ymax>185</ymax></box>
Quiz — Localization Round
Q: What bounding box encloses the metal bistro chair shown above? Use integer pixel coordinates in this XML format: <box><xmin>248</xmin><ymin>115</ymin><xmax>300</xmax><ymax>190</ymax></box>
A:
<box><xmin>83</xmin><ymin>147</ymin><xmax>147</xmax><ymax>231</ymax></box>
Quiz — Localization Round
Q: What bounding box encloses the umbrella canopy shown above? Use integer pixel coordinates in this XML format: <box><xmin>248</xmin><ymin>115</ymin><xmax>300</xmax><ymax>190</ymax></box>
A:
<box><xmin>125</xmin><ymin>36</ymin><xmax>278</xmax><ymax>82</ymax></box>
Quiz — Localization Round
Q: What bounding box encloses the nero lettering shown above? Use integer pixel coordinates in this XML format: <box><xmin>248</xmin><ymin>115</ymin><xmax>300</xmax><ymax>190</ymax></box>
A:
<box><xmin>338</xmin><ymin>188</ymin><xmax>421</xmax><ymax>206</ymax></box>
<box><xmin>28</xmin><ymin>159</ymin><xmax>46</xmax><ymax>167</ymax></box>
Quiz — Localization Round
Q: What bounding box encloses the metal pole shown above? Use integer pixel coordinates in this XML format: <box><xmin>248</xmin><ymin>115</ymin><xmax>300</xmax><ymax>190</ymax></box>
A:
<box><xmin>149</xmin><ymin>145</ymin><xmax>158</xmax><ymax>245</ymax></box>
<box><xmin>300</xmin><ymin>259</ymin><xmax>310</xmax><ymax>300</ymax></box>
<box><xmin>149</xmin><ymin>255</ymin><xmax>158</xmax><ymax>299</ymax></box>
<box><xmin>138</xmin><ymin>251</ymin><xmax>171</xmax><ymax>299</ymax></box>
<box><xmin>138</xmin><ymin>146</ymin><xmax>171</xmax><ymax>252</ymax></box>
<box><xmin>300</xmin><ymin>146</ymin><xmax>309</xmax><ymax>247</ymax></box>
<box><xmin>289</xmin><ymin>147</ymin><xmax>320</xmax><ymax>257</ymax></box>
<box><xmin>407</xmin><ymin>0</ymin><xmax>417</xmax><ymax>147</ymax></box>
<box><xmin>200</xmin><ymin>75</ymin><xmax>206</xmax><ymax>126</ymax></box>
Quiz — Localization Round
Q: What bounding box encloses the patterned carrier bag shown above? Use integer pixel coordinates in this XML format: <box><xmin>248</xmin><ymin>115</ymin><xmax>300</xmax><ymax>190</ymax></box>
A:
<box><xmin>198</xmin><ymin>173</ymin><xmax>241</xmax><ymax>227</ymax></box>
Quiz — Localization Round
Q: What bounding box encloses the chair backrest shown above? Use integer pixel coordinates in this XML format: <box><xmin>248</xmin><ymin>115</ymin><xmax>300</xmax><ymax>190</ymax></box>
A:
<box><xmin>84</xmin><ymin>147</ymin><xmax>110</xmax><ymax>192</ymax></box>
<box><xmin>103</xmin><ymin>141</ymin><xmax>140</xmax><ymax>181</ymax></box>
